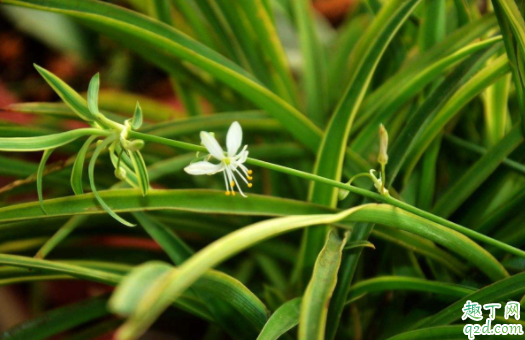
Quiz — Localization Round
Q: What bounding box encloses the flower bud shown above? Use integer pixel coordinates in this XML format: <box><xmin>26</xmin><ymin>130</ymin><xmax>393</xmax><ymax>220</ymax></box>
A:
<box><xmin>114</xmin><ymin>167</ymin><xmax>127</xmax><ymax>180</ymax></box>
<box><xmin>378</xmin><ymin>124</ymin><xmax>388</xmax><ymax>165</ymax></box>
<box><xmin>122</xmin><ymin>139</ymin><xmax>145</xmax><ymax>151</ymax></box>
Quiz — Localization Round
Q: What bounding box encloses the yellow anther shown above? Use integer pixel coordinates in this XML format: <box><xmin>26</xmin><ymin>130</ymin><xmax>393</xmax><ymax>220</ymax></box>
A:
<box><xmin>231</xmin><ymin>181</ymin><xmax>235</xmax><ymax>187</ymax></box>
<box><xmin>247</xmin><ymin>176</ymin><xmax>253</xmax><ymax>180</ymax></box>
<box><xmin>225</xmin><ymin>191</ymin><xmax>230</xmax><ymax>196</ymax></box>
<box><xmin>248</xmin><ymin>183</ymin><xmax>253</xmax><ymax>188</ymax></box>
<box><xmin>232</xmin><ymin>191</ymin><xmax>236</xmax><ymax>196</ymax></box>
<box><xmin>248</xmin><ymin>170</ymin><xmax>253</xmax><ymax>175</ymax></box>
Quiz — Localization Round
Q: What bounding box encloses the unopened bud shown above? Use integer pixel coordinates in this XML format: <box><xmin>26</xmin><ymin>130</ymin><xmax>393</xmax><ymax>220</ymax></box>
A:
<box><xmin>122</xmin><ymin>139</ymin><xmax>145</xmax><ymax>151</ymax></box>
<box><xmin>378</xmin><ymin>124</ymin><xmax>388</xmax><ymax>165</ymax></box>
<box><xmin>114</xmin><ymin>167</ymin><xmax>127</xmax><ymax>180</ymax></box>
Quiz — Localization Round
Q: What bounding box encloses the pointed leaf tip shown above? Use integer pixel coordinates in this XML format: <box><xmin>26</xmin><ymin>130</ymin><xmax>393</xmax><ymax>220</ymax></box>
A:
<box><xmin>88</xmin><ymin>73</ymin><xmax>100</xmax><ymax>116</ymax></box>
<box><xmin>132</xmin><ymin>102</ymin><xmax>143</xmax><ymax>130</ymax></box>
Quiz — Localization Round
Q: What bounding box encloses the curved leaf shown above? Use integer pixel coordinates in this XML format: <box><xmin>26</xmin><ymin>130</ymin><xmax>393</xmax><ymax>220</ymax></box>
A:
<box><xmin>0</xmin><ymin>128</ymin><xmax>108</xmax><ymax>152</ymax></box>
<box><xmin>87</xmin><ymin>73</ymin><xmax>100</xmax><ymax>116</ymax></box>
<box><xmin>37</xmin><ymin>148</ymin><xmax>55</xmax><ymax>214</ymax></box>
<box><xmin>418</xmin><ymin>272</ymin><xmax>525</xmax><ymax>328</ymax></box>
<box><xmin>113</xmin><ymin>203</ymin><xmax>507</xmax><ymax>340</ymax></box>
<box><xmin>128</xmin><ymin>150</ymin><xmax>149</xmax><ymax>196</ymax></box>
<box><xmin>299</xmin><ymin>230</ymin><xmax>348</xmax><ymax>340</ymax></box>
<box><xmin>34</xmin><ymin>64</ymin><xmax>95</xmax><ymax>121</ymax></box>
<box><xmin>1</xmin><ymin>297</ymin><xmax>109</xmax><ymax>340</ymax></box>
<box><xmin>3</xmin><ymin>0</ymin><xmax>321</xmax><ymax>151</ymax></box>
<box><xmin>70</xmin><ymin>135</ymin><xmax>97</xmax><ymax>195</ymax></box>
<box><xmin>88</xmin><ymin>136</ymin><xmax>135</xmax><ymax>226</ymax></box>
<box><xmin>346</xmin><ymin>276</ymin><xmax>475</xmax><ymax>303</ymax></box>
<box><xmin>257</xmin><ymin>298</ymin><xmax>301</xmax><ymax>340</ymax></box>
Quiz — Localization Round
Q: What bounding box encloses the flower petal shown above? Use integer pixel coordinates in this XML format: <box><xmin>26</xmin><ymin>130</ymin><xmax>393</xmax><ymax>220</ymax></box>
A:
<box><xmin>226</xmin><ymin>121</ymin><xmax>242</xmax><ymax>157</ymax></box>
<box><xmin>184</xmin><ymin>161</ymin><xmax>224</xmax><ymax>175</ymax></box>
<box><xmin>200</xmin><ymin>131</ymin><xmax>224</xmax><ymax>160</ymax></box>
<box><xmin>238</xmin><ymin>149</ymin><xmax>249</xmax><ymax>163</ymax></box>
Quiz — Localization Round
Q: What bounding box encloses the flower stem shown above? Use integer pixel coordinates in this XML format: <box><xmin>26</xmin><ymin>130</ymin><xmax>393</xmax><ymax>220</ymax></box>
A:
<box><xmin>129</xmin><ymin>131</ymin><xmax>525</xmax><ymax>258</ymax></box>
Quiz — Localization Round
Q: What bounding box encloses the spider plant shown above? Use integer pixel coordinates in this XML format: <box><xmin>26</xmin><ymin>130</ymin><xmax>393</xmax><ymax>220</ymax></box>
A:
<box><xmin>0</xmin><ymin>0</ymin><xmax>525</xmax><ymax>339</ymax></box>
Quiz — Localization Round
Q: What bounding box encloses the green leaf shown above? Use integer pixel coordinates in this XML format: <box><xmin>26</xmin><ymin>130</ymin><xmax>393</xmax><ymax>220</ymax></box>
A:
<box><xmin>96</xmin><ymin>89</ymin><xmax>180</xmax><ymax>121</ymax></box>
<box><xmin>5</xmin><ymin>0</ymin><xmax>320</xmax><ymax>151</ymax></box>
<box><xmin>88</xmin><ymin>136</ymin><xmax>135</xmax><ymax>227</ymax></box>
<box><xmin>0</xmin><ymin>187</ymin><xmax>516</xmax><ymax>269</ymax></box>
<box><xmin>301</xmin><ymin>0</ymin><xmax>422</xmax><ymax>284</ymax></box>
<box><xmin>109</xmin><ymin>261</ymin><xmax>171</xmax><ymax>317</ymax></box>
<box><xmin>237</xmin><ymin>0</ymin><xmax>298</xmax><ymax>107</ymax></box>
<box><xmin>0</xmin><ymin>256</ymin><xmax>212</xmax><ymax>322</ymax></box>
<box><xmin>299</xmin><ymin>230</ymin><xmax>348</xmax><ymax>340</ymax></box>
<box><xmin>131</xmin><ymin>102</ymin><xmax>143</xmax><ymax>130</ymax></box>
<box><xmin>483</xmin><ymin>73</ymin><xmax>511</xmax><ymax>146</ymax></box>
<box><xmin>34</xmin><ymin>215</ymin><xmax>88</xmax><ymax>259</ymax></box>
<box><xmin>292</xmin><ymin>0</ymin><xmax>328</xmax><ymax>124</ymax></box>
<box><xmin>149</xmin><ymin>0</ymin><xmax>172</xmax><ymax>25</ymax></box>
<box><xmin>432</xmin><ymin>124</ymin><xmax>523</xmax><ymax>218</ymax></box>
<box><xmin>71</xmin><ymin>135</ymin><xmax>98</xmax><ymax>195</ymax></box>
<box><xmin>492</xmin><ymin>0</ymin><xmax>525</xmax><ymax>133</ymax></box>
<box><xmin>304</xmin><ymin>1</ymin><xmax>422</xmax><ymax>337</ymax></box>
<box><xmin>418</xmin><ymin>0</ymin><xmax>446</xmax><ymax>52</ymax></box>
<box><xmin>128</xmin><ymin>150</ymin><xmax>149</xmax><ymax>196</ymax></box>
<box><xmin>0</xmin><ymin>128</ymin><xmax>108</xmax><ymax>152</ymax></box>
<box><xmin>403</xmin><ymin>55</ymin><xmax>510</xmax><ymax>180</ymax></box>
<box><xmin>346</xmin><ymin>276</ymin><xmax>475</xmax><ymax>303</ymax></box>
<box><xmin>386</xmin><ymin>44</ymin><xmax>500</xmax><ymax>184</ymax></box>
<box><xmin>0</xmin><ymin>189</ymin><xmax>464</xmax><ymax>273</ymax></box>
<box><xmin>343</xmin><ymin>240</ymin><xmax>375</xmax><ymax>251</ymax></box>
<box><xmin>37</xmin><ymin>148</ymin><xmax>55</xmax><ymax>214</ymax></box>
<box><xmin>87</xmin><ymin>73</ymin><xmax>100</xmax><ymax>116</ymax></box>
<box><xmin>3</xmin><ymin>102</ymin><xmax>82</xmax><ymax>119</ymax></box>
<box><xmin>133</xmin><ymin>212</ymin><xmax>192</xmax><ymax>264</ymax></box>
<box><xmin>109</xmin><ymin>260</ymin><xmax>268</xmax><ymax>339</ymax></box>
<box><xmin>257</xmin><ymin>298</ymin><xmax>301</xmax><ymax>340</ymax></box>
<box><xmin>34</xmin><ymin>64</ymin><xmax>95</xmax><ymax>121</ymax></box>
<box><xmin>356</xmin><ymin>14</ymin><xmax>498</xmax><ymax>134</ymax></box>
<box><xmin>1</xmin><ymin>297</ymin><xmax>109</xmax><ymax>340</ymax></box>
<box><xmin>352</xmin><ymin>36</ymin><xmax>503</xmax><ymax>154</ymax></box>
<box><xmin>418</xmin><ymin>271</ymin><xmax>525</xmax><ymax>328</ymax></box>
<box><xmin>113</xmin><ymin>203</ymin><xmax>507</xmax><ymax>340</ymax></box>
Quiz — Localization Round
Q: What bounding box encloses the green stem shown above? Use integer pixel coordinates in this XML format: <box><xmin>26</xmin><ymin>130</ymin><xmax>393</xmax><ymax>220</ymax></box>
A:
<box><xmin>129</xmin><ymin>131</ymin><xmax>525</xmax><ymax>258</ymax></box>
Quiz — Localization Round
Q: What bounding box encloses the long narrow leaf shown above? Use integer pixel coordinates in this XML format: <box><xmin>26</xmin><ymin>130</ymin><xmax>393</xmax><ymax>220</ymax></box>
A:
<box><xmin>71</xmin><ymin>135</ymin><xmax>97</xmax><ymax>195</ymax></box>
<box><xmin>257</xmin><ymin>298</ymin><xmax>301</xmax><ymax>340</ymax></box>
<box><xmin>34</xmin><ymin>64</ymin><xmax>95</xmax><ymax>121</ymax></box>
<box><xmin>299</xmin><ymin>230</ymin><xmax>348</xmax><ymax>340</ymax></box>
<box><xmin>114</xmin><ymin>204</ymin><xmax>507</xmax><ymax>340</ymax></box>
<box><xmin>37</xmin><ymin>148</ymin><xmax>55</xmax><ymax>214</ymax></box>
<box><xmin>0</xmin><ymin>128</ymin><xmax>108</xmax><ymax>152</ymax></box>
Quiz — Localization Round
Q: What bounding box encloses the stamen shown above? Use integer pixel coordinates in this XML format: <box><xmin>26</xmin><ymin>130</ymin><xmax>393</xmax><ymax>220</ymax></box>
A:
<box><xmin>248</xmin><ymin>183</ymin><xmax>253</xmax><ymax>188</ymax></box>
<box><xmin>248</xmin><ymin>170</ymin><xmax>253</xmax><ymax>175</ymax></box>
<box><xmin>223</xmin><ymin>170</ymin><xmax>231</xmax><ymax>194</ymax></box>
<box><xmin>231</xmin><ymin>181</ymin><xmax>235</xmax><ymax>187</ymax></box>
<box><xmin>247</xmin><ymin>176</ymin><xmax>253</xmax><ymax>180</ymax></box>
<box><xmin>238</xmin><ymin>164</ymin><xmax>250</xmax><ymax>177</ymax></box>
<box><xmin>225</xmin><ymin>191</ymin><xmax>230</xmax><ymax>196</ymax></box>
<box><xmin>232</xmin><ymin>191</ymin><xmax>236</xmax><ymax>196</ymax></box>
<box><xmin>233</xmin><ymin>168</ymin><xmax>246</xmax><ymax>182</ymax></box>
<box><xmin>227</xmin><ymin>166</ymin><xmax>246</xmax><ymax>197</ymax></box>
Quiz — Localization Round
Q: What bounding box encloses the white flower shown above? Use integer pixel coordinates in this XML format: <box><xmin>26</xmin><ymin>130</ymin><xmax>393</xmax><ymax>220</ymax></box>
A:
<box><xmin>184</xmin><ymin>121</ymin><xmax>252</xmax><ymax>197</ymax></box>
